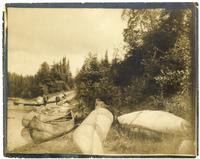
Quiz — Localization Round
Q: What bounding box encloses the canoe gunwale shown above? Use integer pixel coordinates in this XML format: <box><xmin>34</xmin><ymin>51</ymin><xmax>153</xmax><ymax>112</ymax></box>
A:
<box><xmin>118</xmin><ymin>110</ymin><xmax>191</xmax><ymax>137</ymax></box>
<box><xmin>37</xmin><ymin>110</ymin><xmax>74</xmax><ymax>123</ymax></box>
<box><xmin>29</xmin><ymin>116</ymin><xmax>75</xmax><ymax>143</ymax></box>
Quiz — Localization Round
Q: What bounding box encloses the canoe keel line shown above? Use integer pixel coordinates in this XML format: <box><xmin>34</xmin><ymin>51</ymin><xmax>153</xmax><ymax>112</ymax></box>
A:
<box><xmin>73</xmin><ymin>107</ymin><xmax>113</xmax><ymax>155</ymax></box>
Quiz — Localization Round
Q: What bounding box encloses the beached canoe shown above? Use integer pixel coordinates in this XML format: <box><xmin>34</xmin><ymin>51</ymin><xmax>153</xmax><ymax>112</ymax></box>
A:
<box><xmin>73</xmin><ymin>101</ymin><xmax>113</xmax><ymax>155</ymax></box>
<box><xmin>118</xmin><ymin>110</ymin><xmax>191</xmax><ymax>137</ymax></box>
<box><xmin>22</xmin><ymin>103</ymin><xmax>72</xmax><ymax>127</ymax></box>
<box><xmin>13</xmin><ymin>96</ymin><xmax>43</xmax><ymax>106</ymax></box>
<box><xmin>14</xmin><ymin>101</ymin><xmax>41</xmax><ymax>106</ymax></box>
<box><xmin>29</xmin><ymin>111</ymin><xmax>74</xmax><ymax>143</ymax></box>
<box><xmin>47</xmin><ymin>90</ymin><xmax>77</xmax><ymax>106</ymax></box>
<box><xmin>21</xmin><ymin>128</ymin><xmax>33</xmax><ymax>143</ymax></box>
<box><xmin>22</xmin><ymin>111</ymin><xmax>38</xmax><ymax>128</ymax></box>
<box><xmin>14</xmin><ymin>90</ymin><xmax>76</xmax><ymax>106</ymax></box>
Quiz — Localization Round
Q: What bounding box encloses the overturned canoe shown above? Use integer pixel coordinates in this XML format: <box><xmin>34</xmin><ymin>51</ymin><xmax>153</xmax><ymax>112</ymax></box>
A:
<box><xmin>118</xmin><ymin>110</ymin><xmax>191</xmax><ymax>136</ymax></box>
<box><xmin>73</xmin><ymin>107</ymin><xmax>113</xmax><ymax>155</ymax></box>
<box><xmin>29</xmin><ymin>111</ymin><xmax>74</xmax><ymax>143</ymax></box>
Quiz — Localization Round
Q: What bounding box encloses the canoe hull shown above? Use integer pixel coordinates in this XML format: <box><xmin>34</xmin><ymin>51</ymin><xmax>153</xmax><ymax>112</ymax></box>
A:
<box><xmin>22</xmin><ymin>111</ymin><xmax>38</xmax><ymax>128</ymax></box>
<box><xmin>29</xmin><ymin>116</ymin><xmax>74</xmax><ymax>143</ymax></box>
<box><xmin>118</xmin><ymin>110</ymin><xmax>191</xmax><ymax>136</ymax></box>
<box><xmin>73</xmin><ymin>107</ymin><xmax>113</xmax><ymax>155</ymax></box>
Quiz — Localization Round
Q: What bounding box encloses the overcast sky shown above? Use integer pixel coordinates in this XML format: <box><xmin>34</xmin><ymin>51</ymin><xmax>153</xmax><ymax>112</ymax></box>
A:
<box><xmin>7</xmin><ymin>8</ymin><xmax>126</xmax><ymax>77</ymax></box>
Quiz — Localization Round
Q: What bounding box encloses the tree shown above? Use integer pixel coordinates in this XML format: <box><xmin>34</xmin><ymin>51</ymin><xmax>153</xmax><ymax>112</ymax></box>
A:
<box><xmin>36</xmin><ymin>62</ymin><xmax>51</xmax><ymax>95</ymax></box>
<box><xmin>76</xmin><ymin>53</ymin><xmax>101</xmax><ymax>109</ymax></box>
<box><xmin>8</xmin><ymin>57</ymin><xmax>74</xmax><ymax>98</ymax></box>
<box><xmin>121</xmin><ymin>9</ymin><xmax>192</xmax><ymax>99</ymax></box>
<box><xmin>122</xmin><ymin>9</ymin><xmax>164</xmax><ymax>49</ymax></box>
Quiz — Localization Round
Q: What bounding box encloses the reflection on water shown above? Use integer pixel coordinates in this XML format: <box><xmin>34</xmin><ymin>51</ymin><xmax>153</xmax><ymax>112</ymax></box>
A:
<box><xmin>7</xmin><ymin>100</ymin><xmax>33</xmax><ymax>151</ymax></box>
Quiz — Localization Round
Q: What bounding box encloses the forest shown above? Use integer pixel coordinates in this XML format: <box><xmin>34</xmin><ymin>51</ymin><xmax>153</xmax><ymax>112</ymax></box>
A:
<box><xmin>8</xmin><ymin>9</ymin><xmax>193</xmax><ymax>120</ymax></box>
<box><xmin>8</xmin><ymin>57</ymin><xmax>73</xmax><ymax>98</ymax></box>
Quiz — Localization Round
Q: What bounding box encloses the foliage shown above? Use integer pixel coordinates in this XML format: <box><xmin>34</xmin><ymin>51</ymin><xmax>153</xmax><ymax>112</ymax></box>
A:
<box><xmin>8</xmin><ymin>57</ymin><xmax>73</xmax><ymax>98</ymax></box>
<box><xmin>8</xmin><ymin>9</ymin><xmax>193</xmax><ymax>120</ymax></box>
<box><xmin>118</xmin><ymin>9</ymin><xmax>192</xmax><ymax>98</ymax></box>
<box><xmin>104</xmin><ymin>126</ymin><xmax>182</xmax><ymax>154</ymax></box>
<box><xmin>75</xmin><ymin>9</ymin><xmax>193</xmax><ymax>118</ymax></box>
<box><xmin>75</xmin><ymin>52</ymin><xmax>124</xmax><ymax>111</ymax></box>
<box><xmin>122</xmin><ymin>9</ymin><xmax>164</xmax><ymax>48</ymax></box>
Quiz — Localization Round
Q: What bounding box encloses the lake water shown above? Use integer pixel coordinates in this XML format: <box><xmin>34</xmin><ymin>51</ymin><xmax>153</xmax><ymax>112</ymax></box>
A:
<box><xmin>7</xmin><ymin>100</ymin><xmax>34</xmax><ymax>151</ymax></box>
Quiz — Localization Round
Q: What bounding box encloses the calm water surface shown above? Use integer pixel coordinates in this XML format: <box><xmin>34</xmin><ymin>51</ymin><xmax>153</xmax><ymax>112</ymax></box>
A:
<box><xmin>7</xmin><ymin>100</ymin><xmax>34</xmax><ymax>151</ymax></box>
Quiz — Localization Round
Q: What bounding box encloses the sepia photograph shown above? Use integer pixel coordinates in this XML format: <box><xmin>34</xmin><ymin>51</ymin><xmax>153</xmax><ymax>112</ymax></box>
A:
<box><xmin>4</xmin><ymin>3</ymin><xmax>198</xmax><ymax>157</ymax></box>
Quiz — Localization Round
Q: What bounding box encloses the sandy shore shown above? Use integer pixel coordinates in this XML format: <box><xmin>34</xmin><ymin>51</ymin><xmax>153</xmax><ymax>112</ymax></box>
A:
<box><xmin>7</xmin><ymin>108</ymin><xmax>34</xmax><ymax>152</ymax></box>
<box><xmin>10</xmin><ymin>132</ymin><xmax>82</xmax><ymax>154</ymax></box>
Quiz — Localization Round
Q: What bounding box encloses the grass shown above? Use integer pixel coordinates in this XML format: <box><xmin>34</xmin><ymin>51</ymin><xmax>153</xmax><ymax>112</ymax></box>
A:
<box><xmin>10</xmin><ymin>132</ymin><xmax>81</xmax><ymax>154</ymax></box>
<box><xmin>8</xmin><ymin>92</ymin><xmax>195</xmax><ymax>155</ymax></box>
<box><xmin>104</xmin><ymin>124</ymin><xmax>184</xmax><ymax>155</ymax></box>
<box><xmin>11</xmin><ymin>124</ymin><xmax>187</xmax><ymax>155</ymax></box>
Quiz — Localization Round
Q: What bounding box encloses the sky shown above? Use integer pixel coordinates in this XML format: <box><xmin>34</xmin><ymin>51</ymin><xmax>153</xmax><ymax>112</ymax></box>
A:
<box><xmin>7</xmin><ymin>8</ymin><xmax>127</xmax><ymax>77</ymax></box>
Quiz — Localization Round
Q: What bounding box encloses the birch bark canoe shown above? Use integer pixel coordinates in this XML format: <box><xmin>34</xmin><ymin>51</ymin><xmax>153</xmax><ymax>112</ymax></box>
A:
<box><xmin>73</xmin><ymin>107</ymin><xmax>113</xmax><ymax>155</ymax></box>
<box><xmin>118</xmin><ymin>110</ymin><xmax>191</xmax><ymax>137</ymax></box>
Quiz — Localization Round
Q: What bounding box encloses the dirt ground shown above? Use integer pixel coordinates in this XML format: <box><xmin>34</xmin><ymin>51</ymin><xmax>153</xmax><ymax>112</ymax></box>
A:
<box><xmin>6</xmin><ymin>98</ymin><xmax>195</xmax><ymax>156</ymax></box>
<box><xmin>9</xmin><ymin>126</ymin><xmax>194</xmax><ymax>156</ymax></box>
<box><xmin>10</xmin><ymin>132</ymin><xmax>81</xmax><ymax>154</ymax></box>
